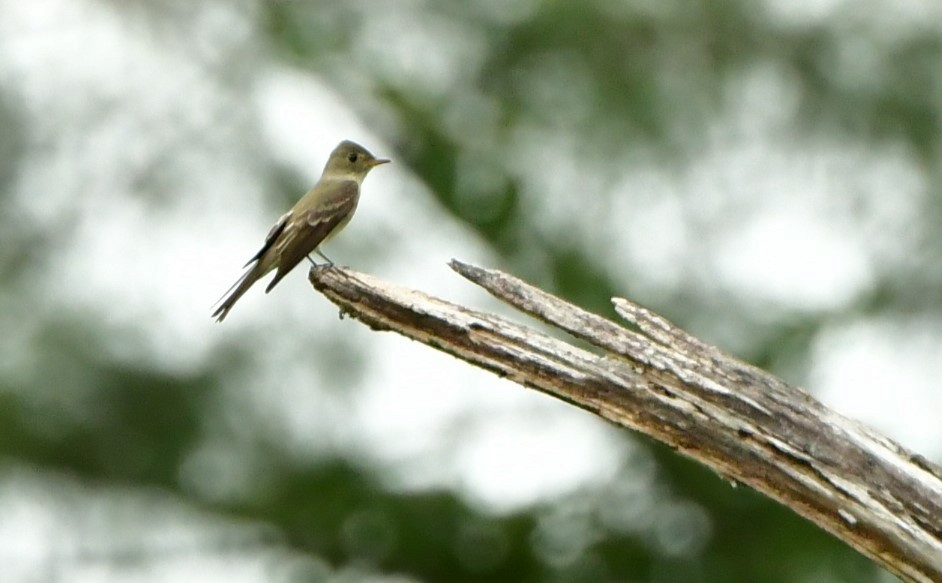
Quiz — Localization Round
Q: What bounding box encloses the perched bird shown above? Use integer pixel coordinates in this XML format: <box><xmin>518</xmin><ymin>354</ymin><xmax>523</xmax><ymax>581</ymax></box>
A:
<box><xmin>212</xmin><ymin>140</ymin><xmax>389</xmax><ymax>322</ymax></box>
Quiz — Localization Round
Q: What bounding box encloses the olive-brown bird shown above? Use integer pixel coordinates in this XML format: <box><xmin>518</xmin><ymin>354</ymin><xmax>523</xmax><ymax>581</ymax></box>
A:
<box><xmin>213</xmin><ymin>140</ymin><xmax>389</xmax><ymax>322</ymax></box>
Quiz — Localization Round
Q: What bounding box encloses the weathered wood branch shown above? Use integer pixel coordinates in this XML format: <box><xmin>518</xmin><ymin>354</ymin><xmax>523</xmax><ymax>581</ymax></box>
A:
<box><xmin>308</xmin><ymin>260</ymin><xmax>942</xmax><ymax>582</ymax></box>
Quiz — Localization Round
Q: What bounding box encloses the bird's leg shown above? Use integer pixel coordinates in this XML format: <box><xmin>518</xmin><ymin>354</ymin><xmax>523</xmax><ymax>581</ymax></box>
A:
<box><xmin>315</xmin><ymin>249</ymin><xmax>335</xmax><ymax>267</ymax></box>
<box><xmin>306</xmin><ymin>254</ymin><xmax>320</xmax><ymax>267</ymax></box>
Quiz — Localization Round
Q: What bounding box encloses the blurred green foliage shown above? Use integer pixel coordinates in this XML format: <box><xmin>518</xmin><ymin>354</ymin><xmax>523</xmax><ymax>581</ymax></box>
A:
<box><xmin>3</xmin><ymin>0</ymin><xmax>940</xmax><ymax>581</ymax></box>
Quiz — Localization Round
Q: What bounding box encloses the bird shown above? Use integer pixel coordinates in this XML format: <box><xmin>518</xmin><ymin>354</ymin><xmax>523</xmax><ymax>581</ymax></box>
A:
<box><xmin>212</xmin><ymin>140</ymin><xmax>389</xmax><ymax>322</ymax></box>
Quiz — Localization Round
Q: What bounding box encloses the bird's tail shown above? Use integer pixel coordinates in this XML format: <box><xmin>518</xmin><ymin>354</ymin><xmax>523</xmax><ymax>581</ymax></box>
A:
<box><xmin>212</xmin><ymin>265</ymin><xmax>264</xmax><ymax>322</ymax></box>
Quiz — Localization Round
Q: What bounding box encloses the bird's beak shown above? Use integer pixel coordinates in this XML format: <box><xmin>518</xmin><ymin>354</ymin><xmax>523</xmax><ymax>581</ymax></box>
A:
<box><xmin>370</xmin><ymin>158</ymin><xmax>391</xmax><ymax>167</ymax></box>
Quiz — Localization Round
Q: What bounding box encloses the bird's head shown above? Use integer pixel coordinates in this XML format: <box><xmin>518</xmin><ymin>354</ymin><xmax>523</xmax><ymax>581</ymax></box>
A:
<box><xmin>323</xmin><ymin>140</ymin><xmax>390</xmax><ymax>182</ymax></box>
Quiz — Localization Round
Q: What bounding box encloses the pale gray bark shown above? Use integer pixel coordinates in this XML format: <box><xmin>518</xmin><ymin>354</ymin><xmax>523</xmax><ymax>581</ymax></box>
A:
<box><xmin>308</xmin><ymin>260</ymin><xmax>942</xmax><ymax>582</ymax></box>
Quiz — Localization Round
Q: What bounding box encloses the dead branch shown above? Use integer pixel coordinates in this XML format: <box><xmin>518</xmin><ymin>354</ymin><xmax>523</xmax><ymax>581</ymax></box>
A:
<box><xmin>308</xmin><ymin>260</ymin><xmax>942</xmax><ymax>582</ymax></box>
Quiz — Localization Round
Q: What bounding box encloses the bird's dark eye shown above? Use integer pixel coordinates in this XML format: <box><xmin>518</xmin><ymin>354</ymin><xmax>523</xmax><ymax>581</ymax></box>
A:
<box><xmin>347</xmin><ymin>152</ymin><xmax>358</xmax><ymax>163</ymax></box>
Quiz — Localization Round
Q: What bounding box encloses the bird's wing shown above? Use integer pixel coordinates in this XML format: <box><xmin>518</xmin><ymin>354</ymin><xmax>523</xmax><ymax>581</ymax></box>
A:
<box><xmin>264</xmin><ymin>181</ymin><xmax>359</xmax><ymax>293</ymax></box>
<box><xmin>242</xmin><ymin>210</ymin><xmax>292</xmax><ymax>268</ymax></box>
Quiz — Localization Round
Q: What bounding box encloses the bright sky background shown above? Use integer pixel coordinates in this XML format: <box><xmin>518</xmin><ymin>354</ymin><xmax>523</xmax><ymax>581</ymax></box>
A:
<box><xmin>0</xmin><ymin>0</ymin><xmax>940</xmax><ymax>581</ymax></box>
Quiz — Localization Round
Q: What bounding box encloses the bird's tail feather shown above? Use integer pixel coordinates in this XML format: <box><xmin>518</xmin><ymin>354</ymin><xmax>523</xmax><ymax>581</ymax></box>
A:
<box><xmin>212</xmin><ymin>265</ymin><xmax>263</xmax><ymax>322</ymax></box>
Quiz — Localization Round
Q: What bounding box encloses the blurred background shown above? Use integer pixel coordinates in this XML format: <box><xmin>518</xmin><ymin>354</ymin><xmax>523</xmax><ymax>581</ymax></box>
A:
<box><xmin>0</xmin><ymin>0</ymin><xmax>940</xmax><ymax>581</ymax></box>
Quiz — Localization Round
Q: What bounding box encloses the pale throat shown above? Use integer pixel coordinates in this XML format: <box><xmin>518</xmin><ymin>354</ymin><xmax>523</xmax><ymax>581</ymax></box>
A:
<box><xmin>322</xmin><ymin>168</ymin><xmax>367</xmax><ymax>185</ymax></box>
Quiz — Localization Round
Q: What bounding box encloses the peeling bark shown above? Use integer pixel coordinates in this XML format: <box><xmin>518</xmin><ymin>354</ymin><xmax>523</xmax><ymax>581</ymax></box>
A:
<box><xmin>309</xmin><ymin>261</ymin><xmax>942</xmax><ymax>582</ymax></box>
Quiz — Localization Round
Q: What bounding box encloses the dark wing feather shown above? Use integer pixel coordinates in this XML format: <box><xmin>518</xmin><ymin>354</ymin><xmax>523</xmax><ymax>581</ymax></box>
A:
<box><xmin>243</xmin><ymin>211</ymin><xmax>291</xmax><ymax>268</ymax></box>
<box><xmin>264</xmin><ymin>181</ymin><xmax>359</xmax><ymax>293</ymax></box>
